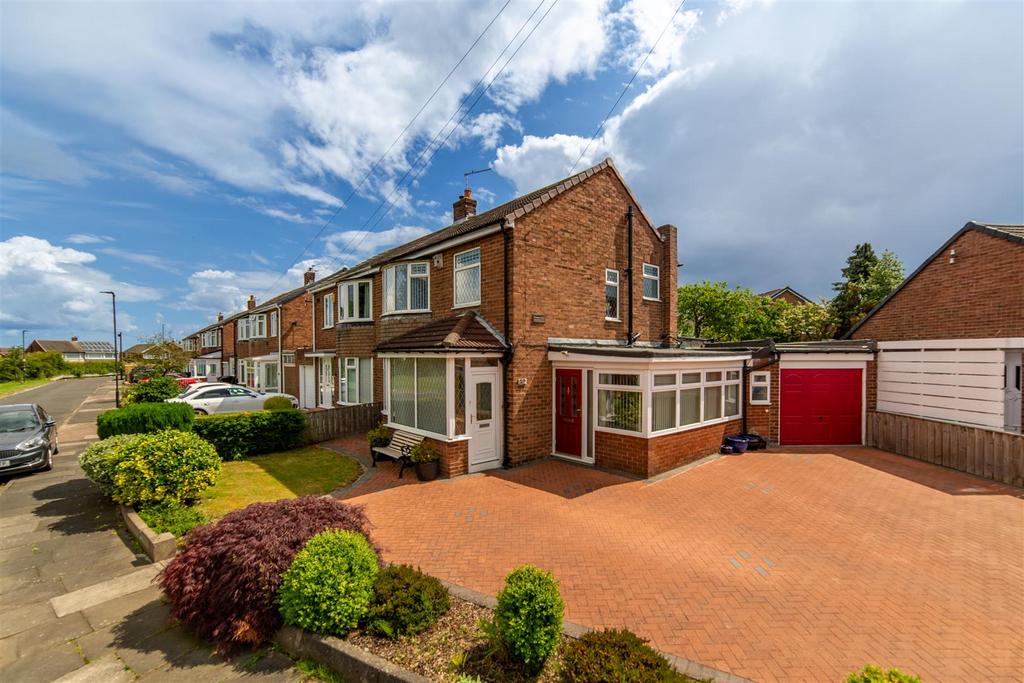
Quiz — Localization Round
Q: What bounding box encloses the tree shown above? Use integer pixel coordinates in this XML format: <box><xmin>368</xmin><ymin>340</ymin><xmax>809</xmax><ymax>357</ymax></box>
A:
<box><xmin>778</xmin><ymin>300</ymin><xmax>836</xmax><ymax>342</ymax></box>
<box><xmin>830</xmin><ymin>244</ymin><xmax>904</xmax><ymax>336</ymax></box>
<box><xmin>122</xmin><ymin>336</ymin><xmax>191</xmax><ymax>373</ymax></box>
<box><xmin>677</xmin><ymin>282</ymin><xmax>791</xmax><ymax>342</ymax></box>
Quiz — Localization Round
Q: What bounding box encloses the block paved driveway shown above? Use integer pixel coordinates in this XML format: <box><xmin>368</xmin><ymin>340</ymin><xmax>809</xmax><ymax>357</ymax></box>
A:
<box><xmin>339</xmin><ymin>445</ymin><xmax>1024</xmax><ymax>682</ymax></box>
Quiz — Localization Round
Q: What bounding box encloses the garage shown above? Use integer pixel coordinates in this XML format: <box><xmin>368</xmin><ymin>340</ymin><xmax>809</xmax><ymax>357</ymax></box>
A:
<box><xmin>780</xmin><ymin>368</ymin><xmax>863</xmax><ymax>445</ymax></box>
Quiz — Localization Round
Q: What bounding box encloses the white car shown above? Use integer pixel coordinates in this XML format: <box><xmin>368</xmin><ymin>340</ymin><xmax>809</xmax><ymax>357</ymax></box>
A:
<box><xmin>168</xmin><ymin>385</ymin><xmax>299</xmax><ymax>414</ymax></box>
<box><xmin>176</xmin><ymin>382</ymin><xmax>230</xmax><ymax>400</ymax></box>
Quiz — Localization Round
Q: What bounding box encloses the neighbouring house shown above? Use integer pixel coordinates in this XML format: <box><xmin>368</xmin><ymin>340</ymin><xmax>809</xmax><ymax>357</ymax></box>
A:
<box><xmin>26</xmin><ymin>337</ymin><xmax>115</xmax><ymax>362</ymax></box>
<box><xmin>185</xmin><ymin>314</ymin><xmax>232</xmax><ymax>379</ymax></box>
<box><xmin>231</xmin><ymin>272</ymin><xmax>315</xmax><ymax>396</ymax></box>
<box><xmin>304</xmin><ymin>158</ymin><xmax>802</xmax><ymax>478</ymax></box>
<box><xmin>846</xmin><ymin>221</ymin><xmax>1024</xmax><ymax>437</ymax></box>
<box><xmin>122</xmin><ymin>341</ymin><xmax>183</xmax><ymax>361</ymax></box>
<box><xmin>759</xmin><ymin>286</ymin><xmax>813</xmax><ymax>306</ymax></box>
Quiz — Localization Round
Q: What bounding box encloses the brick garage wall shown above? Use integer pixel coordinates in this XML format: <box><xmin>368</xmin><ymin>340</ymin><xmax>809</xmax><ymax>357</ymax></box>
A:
<box><xmin>506</xmin><ymin>167</ymin><xmax>677</xmax><ymax>465</ymax></box>
<box><xmin>594</xmin><ymin>418</ymin><xmax>740</xmax><ymax>477</ymax></box>
<box><xmin>851</xmin><ymin>230</ymin><xmax>1024</xmax><ymax>341</ymax></box>
<box><xmin>745</xmin><ymin>363</ymin><xmax>777</xmax><ymax>441</ymax></box>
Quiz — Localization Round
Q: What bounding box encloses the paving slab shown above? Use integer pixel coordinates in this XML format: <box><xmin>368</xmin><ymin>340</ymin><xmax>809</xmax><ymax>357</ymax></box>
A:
<box><xmin>53</xmin><ymin>654</ymin><xmax>135</xmax><ymax>683</ymax></box>
<box><xmin>52</xmin><ymin>562</ymin><xmax>164</xmax><ymax>617</ymax></box>
<box><xmin>0</xmin><ymin>639</ymin><xmax>86</xmax><ymax>683</ymax></box>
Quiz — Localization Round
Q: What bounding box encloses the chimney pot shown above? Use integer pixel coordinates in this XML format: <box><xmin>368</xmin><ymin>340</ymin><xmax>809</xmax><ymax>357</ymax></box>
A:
<box><xmin>304</xmin><ymin>268</ymin><xmax>316</xmax><ymax>285</ymax></box>
<box><xmin>452</xmin><ymin>188</ymin><xmax>477</xmax><ymax>222</ymax></box>
<box><xmin>71</xmin><ymin>336</ymin><xmax>78</xmax><ymax>342</ymax></box>
<box><xmin>217</xmin><ymin>312</ymin><xmax>224</xmax><ymax>322</ymax></box>
<box><xmin>247</xmin><ymin>295</ymin><xmax>257</xmax><ymax>310</ymax></box>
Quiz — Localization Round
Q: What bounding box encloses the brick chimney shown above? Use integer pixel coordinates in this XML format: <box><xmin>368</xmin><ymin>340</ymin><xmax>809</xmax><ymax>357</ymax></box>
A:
<box><xmin>71</xmin><ymin>335</ymin><xmax>79</xmax><ymax>342</ymax></box>
<box><xmin>247</xmin><ymin>295</ymin><xmax>257</xmax><ymax>310</ymax></box>
<box><xmin>452</xmin><ymin>188</ymin><xmax>477</xmax><ymax>222</ymax></box>
<box><xmin>304</xmin><ymin>268</ymin><xmax>316</xmax><ymax>285</ymax></box>
<box><xmin>217</xmin><ymin>312</ymin><xmax>224</xmax><ymax>322</ymax></box>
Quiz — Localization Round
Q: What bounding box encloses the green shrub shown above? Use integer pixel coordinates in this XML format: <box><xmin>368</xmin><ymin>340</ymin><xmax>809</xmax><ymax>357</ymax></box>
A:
<box><xmin>79</xmin><ymin>434</ymin><xmax>139</xmax><ymax>497</ymax></box>
<box><xmin>97</xmin><ymin>402</ymin><xmax>194</xmax><ymax>438</ymax></box>
<box><xmin>561</xmin><ymin>629</ymin><xmax>686</xmax><ymax>682</ymax></box>
<box><xmin>137</xmin><ymin>502</ymin><xmax>208</xmax><ymax>538</ymax></box>
<box><xmin>278</xmin><ymin>530</ymin><xmax>379</xmax><ymax>635</ymax></box>
<box><xmin>492</xmin><ymin>565</ymin><xmax>564</xmax><ymax>670</ymax></box>
<box><xmin>366</xmin><ymin>422</ymin><xmax>391</xmax><ymax>449</ymax></box>
<box><xmin>363</xmin><ymin>564</ymin><xmax>450</xmax><ymax>639</ymax></box>
<box><xmin>262</xmin><ymin>396</ymin><xmax>293</xmax><ymax>411</ymax></box>
<box><xmin>409</xmin><ymin>441</ymin><xmax>439</xmax><ymax>463</ymax></box>
<box><xmin>125</xmin><ymin>375</ymin><xmax>181</xmax><ymax>403</ymax></box>
<box><xmin>846</xmin><ymin>665</ymin><xmax>923</xmax><ymax>683</ymax></box>
<box><xmin>66</xmin><ymin>360</ymin><xmax>117</xmax><ymax>376</ymax></box>
<box><xmin>193</xmin><ymin>409</ymin><xmax>307</xmax><ymax>460</ymax></box>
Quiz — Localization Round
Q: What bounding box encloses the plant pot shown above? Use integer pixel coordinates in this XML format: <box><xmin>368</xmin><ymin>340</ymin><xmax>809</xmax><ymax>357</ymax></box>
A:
<box><xmin>415</xmin><ymin>460</ymin><xmax>439</xmax><ymax>481</ymax></box>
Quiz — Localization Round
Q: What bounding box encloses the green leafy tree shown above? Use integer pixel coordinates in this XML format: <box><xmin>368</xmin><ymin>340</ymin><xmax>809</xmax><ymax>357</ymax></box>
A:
<box><xmin>778</xmin><ymin>299</ymin><xmax>836</xmax><ymax>342</ymax></box>
<box><xmin>677</xmin><ymin>282</ymin><xmax>789</xmax><ymax>342</ymax></box>
<box><xmin>123</xmin><ymin>336</ymin><xmax>191</xmax><ymax>373</ymax></box>
<box><xmin>831</xmin><ymin>244</ymin><xmax>904</xmax><ymax>336</ymax></box>
<box><xmin>862</xmin><ymin>250</ymin><xmax>905</xmax><ymax>312</ymax></box>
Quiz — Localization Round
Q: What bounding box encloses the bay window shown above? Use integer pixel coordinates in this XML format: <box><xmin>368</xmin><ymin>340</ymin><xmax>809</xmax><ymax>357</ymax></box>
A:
<box><xmin>383</xmin><ymin>262</ymin><xmax>429</xmax><ymax>314</ymax></box>
<box><xmin>342</xmin><ymin>357</ymin><xmax>373</xmax><ymax>404</ymax></box>
<box><xmin>339</xmin><ymin>280</ymin><xmax>372</xmax><ymax>322</ymax></box>
<box><xmin>387</xmin><ymin>357</ymin><xmax>446</xmax><ymax>434</ymax></box>
<box><xmin>454</xmin><ymin>248</ymin><xmax>481</xmax><ymax>307</ymax></box>
<box><xmin>642</xmin><ymin>263</ymin><xmax>660</xmax><ymax>300</ymax></box>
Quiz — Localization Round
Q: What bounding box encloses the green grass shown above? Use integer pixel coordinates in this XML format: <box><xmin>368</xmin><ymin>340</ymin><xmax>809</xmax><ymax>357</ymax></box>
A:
<box><xmin>197</xmin><ymin>446</ymin><xmax>362</xmax><ymax>520</ymax></box>
<box><xmin>137</xmin><ymin>502</ymin><xmax>209</xmax><ymax>538</ymax></box>
<box><xmin>0</xmin><ymin>376</ymin><xmax>54</xmax><ymax>397</ymax></box>
<box><xmin>295</xmin><ymin>657</ymin><xmax>344</xmax><ymax>683</ymax></box>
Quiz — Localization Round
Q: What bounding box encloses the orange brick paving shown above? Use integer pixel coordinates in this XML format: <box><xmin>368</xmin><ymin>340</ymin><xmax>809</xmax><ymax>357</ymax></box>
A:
<box><xmin>330</xmin><ymin>441</ymin><xmax>1024</xmax><ymax>682</ymax></box>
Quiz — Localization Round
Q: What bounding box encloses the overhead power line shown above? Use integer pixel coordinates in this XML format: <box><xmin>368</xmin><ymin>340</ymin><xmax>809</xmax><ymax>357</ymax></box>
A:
<box><xmin>568</xmin><ymin>0</ymin><xmax>687</xmax><ymax>175</ymax></box>
<box><xmin>266</xmin><ymin>0</ymin><xmax>513</xmax><ymax>290</ymax></box>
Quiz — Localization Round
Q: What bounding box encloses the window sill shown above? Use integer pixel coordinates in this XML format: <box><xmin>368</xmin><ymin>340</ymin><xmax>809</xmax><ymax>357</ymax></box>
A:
<box><xmin>642</xmin><ymin>297</ymin><xmax>661</xmax><ymax>302</ymax></box>
<box><xmin>452</xmin><ymin>302</ymin><xmax>481</xmax><ymax>310</ymax></box>
<box><xmin>605</xmin><ymin>317</ymin><xmax>621</xmax><ymax>322</ymax></box>
<box><xmin>383</xmin><ymin>422</ymin><xmax>456</xmax><ymax>442</ymax></box>
<box><xmin>750</xmin><ymin>400</ymin><xmax>770</xmax><ymax>406</ymax></box>
<box><xmin>339</xmin><ymin>318</ymin><xmax>374</xmax><ymax>324</ymax></box>
<box><xmin>381</xmin><ymin>310</ymin><xmax>432</xmax><ymax>317</ymax></box>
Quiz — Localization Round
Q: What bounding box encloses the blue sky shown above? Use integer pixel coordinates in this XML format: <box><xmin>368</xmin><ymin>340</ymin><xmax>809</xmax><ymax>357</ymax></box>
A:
<box><xmin>1</xmin><ymin>0</ymin><xmax>1021</xmax><ymax>346</ymax></box>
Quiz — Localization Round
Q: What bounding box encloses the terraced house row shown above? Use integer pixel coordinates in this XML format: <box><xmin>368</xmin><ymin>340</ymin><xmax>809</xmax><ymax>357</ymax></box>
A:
<box><xmin>184</xmin><ymin>159</ymin><xmax>1024</xmax><ymax>480</ymax></box>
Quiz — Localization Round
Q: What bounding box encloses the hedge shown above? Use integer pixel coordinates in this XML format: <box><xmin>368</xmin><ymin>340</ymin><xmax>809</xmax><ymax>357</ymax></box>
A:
<box><xmin>97</xmin><ymin>402</ymin><xmax>194</xmax><ymax>438</ymax></box>
<box><xmin>193</xmin><ymin>409</ymin><xmax>307</xmax><ymax>460</ymax></box>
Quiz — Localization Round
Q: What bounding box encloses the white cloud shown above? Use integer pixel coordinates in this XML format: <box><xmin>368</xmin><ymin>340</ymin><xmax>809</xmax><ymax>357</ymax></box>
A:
<box><xmin>66</xmin><ymin>233</ymin><xmax>114</xmax><ymax>245</ymax></box>
<box><xmin>492</xmin><ymin>0</ymin><xmax>1024</xmax><ymax>298</ymax></box>
<box><xmin>611</xmin><ymin>0</ymin><xmax>701</xmax><ymax>77</ymax></box>
<box><xmin>0</xmin><ymin>235</ymin><xmax>160</xmax><ymax>333</ymax></box>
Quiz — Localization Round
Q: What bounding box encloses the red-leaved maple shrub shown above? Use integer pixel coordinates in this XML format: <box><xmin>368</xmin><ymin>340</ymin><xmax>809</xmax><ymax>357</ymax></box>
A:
<box><xmin>158</xmin><ymin>496</ymin><xmax>379</xmax><ymax>649</ymax></box>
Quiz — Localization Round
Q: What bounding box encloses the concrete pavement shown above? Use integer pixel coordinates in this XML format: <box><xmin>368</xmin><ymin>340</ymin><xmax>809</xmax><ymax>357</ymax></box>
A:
<box><xmin>0</xmin><ymin>379</ymin><xmax>301</xmax><ymax>682</ymax></box>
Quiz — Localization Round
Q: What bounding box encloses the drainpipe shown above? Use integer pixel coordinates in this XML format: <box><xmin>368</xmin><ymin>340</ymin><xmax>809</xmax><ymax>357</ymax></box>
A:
<box><xmin>501</xmin><ymin>217</ymin><xmax>512</xmax><ymax>469</ymax></box>
<box><xmin>277</xmin><ymin>304</ymin><xmax>283</xmax><ymax>394</ymax></box>
<box><xmin>626</xmin><ymin>206</ymin><xmax>636</xmax><ymax>346</ymax></box>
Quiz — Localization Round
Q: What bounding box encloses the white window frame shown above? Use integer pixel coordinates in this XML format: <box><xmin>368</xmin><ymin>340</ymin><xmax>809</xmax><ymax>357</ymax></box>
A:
<box><xmin>642</xmin><ymin>263</ymin><xmax>660</xmax><ymax>301</ymax></box>
<box><xmin>237</xmin><ymin>318</ymin><xmax>250</xmax><ymax>341</ymax></box>
<box><xmin>750</xmin><ymin>371</ymin><xmax>771</xmax><ymax>405</ymax></box>
<box><xmin>200</xmin><ymin>330</ymin><xmax>220</xmax><ymax>347</ymax></box>
<box><xmin>282</xmin><ymin>352</ymin><xmax>296</xmax><ymax>366</ymax></box>
<box><xmin>605</xmin><ymin>269</ymin><xmax>620</xmax><ymax>321</ymax></box>
<box><xmin>262</xmin><ymin>361</ymin><xmax>280</xmax><ymax>392</ymax></box>
<box><xmin>250</xmin><ymin>314</ymin><xmax>267</xmax><ymax>339</ymax></box>
<box><xmin>382</xmin><ymin>262</ymin><xmax>431</xmax><ymax>315</ymax></box>
<box><xmin>269</xmin><ymin>311</ymin><xmax>278</xmax><ymax>337</ymax></box>
<box><xmin>340</xmin><ymin>357</ymin><xmax>374</xmax><ymax>405</ymax></box>
<box><xmin>453</xmin><ymin>247</ymin><xmax>481</xmax><ymax>308</ymax></box>
<box><xmin>595</xmin><ymin>372</ymin><xmax>643</xmax><ymax>433</ymax></box>
<box><xmin>338</xmin><ymin>280</ymin><xmax>373</xmax><ymax>322</ymax></box>
<box><xmin>323</xmin><ymin>292</ymin><xmax>335</xmax><ymax>328</ymax></box>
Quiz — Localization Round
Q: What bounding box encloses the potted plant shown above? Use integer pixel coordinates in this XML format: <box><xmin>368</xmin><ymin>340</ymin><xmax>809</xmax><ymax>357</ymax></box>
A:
<box><xmin>410</xmin><ymin>442</ymin><xmax>440</xmax><ymax>482</ymax></box>
<box><xmin>366</xmin><ymin>422</ymin><xmax>391</xmax><ymax>450</ymax></box>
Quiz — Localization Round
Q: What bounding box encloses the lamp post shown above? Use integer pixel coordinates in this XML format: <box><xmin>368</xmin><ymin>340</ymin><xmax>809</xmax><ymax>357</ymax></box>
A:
<box><xmin>21</xmin><ymin>330</ymin><xmax>28</xmax><ymax>351</ymax></box>
<box><xmin>100</xmin><ymin>291</ymin><xmax>120</xmax><ymax>408</ymax></box>
<box><xmin>117</xmin><ymin>332</ymin><xmax>124</xmax><ymax>382</ymax></box>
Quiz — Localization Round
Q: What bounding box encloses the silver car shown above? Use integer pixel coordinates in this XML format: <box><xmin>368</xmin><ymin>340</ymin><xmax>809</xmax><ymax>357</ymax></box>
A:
<box><xmin>167</xmin><ymin>386</ymin><xmax>299</xmax><ymax>415</ymax></box>
<box><xmin>0</xmin><ymin>404</ymin><xmax>58</xmax><ymax>476</ymax></box>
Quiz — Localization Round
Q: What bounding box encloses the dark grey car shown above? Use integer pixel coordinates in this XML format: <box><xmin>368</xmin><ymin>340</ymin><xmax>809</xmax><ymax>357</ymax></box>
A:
<box><xmin>0</xmin><ymin>404</ymin><xmax>59</xmax><ymax>476</ymax></box>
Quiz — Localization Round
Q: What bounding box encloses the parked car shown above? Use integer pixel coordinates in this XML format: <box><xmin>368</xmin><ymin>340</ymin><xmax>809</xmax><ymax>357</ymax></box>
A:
<box><xmin>129</xmin><ymin>366</ymin><xmax>159</xmax><ymax>383</ymax></box>
<box><xmin>176</xmin><ymin>381</ymin><xmax>231</xmax><ymax>399</ymax></box>
<box><xmin>0</xmin><ymin>404</ymin><xmax>58</xmax><ymax>476</ymax></box>
<box><xmin>167</xmin><ymin>386</ymin><xmax>298</xmax><ymax>415</ymax></box>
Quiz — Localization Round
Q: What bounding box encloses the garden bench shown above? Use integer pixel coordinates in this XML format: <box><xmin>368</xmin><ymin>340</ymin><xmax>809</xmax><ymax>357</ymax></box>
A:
<box><xmin>371</xmin><ymin>429</ymin><xmax>423</xmax><ymax>479</ymax></box>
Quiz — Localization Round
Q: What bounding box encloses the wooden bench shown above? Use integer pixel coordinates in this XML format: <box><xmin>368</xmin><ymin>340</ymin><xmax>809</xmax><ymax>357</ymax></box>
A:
<box><xmin>371</xmin><ymin>430</ymin><xmax>424</xmax><ymax>479</ymax></box>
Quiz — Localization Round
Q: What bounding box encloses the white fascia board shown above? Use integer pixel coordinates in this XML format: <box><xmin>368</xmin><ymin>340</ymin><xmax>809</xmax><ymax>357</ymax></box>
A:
<box><xmin>778</xmin><ymin>352</ymin><xmax>874</xmax><ymax>363</ymax></box>
<box><xmin>877</xmin><ymin>338</ymin><xmax>1024</xmax><ymax>350</ymax></box>
<box><xmin>377</xmin><ymin>351</ymin><xmax>503</xmax><ymax>358</ymax></box>
<box><xmin>546</xmin><ymin>351</ymin><xmax>749</xmax><ymax>366</ymax></box>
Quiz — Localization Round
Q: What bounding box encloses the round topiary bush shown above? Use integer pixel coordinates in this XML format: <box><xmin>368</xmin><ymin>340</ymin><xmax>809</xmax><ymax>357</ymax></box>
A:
<box><xmin>363</xmin><ymin>564</ymin><xmax>450</xmax><ymax>639</ymax></box>
<box><xmin>159</xmin><ymin>497</ymin><xmax>380</xmax><ymax>649</ymax></box>
<box><xmin>262</xmin><ymin>396</ymin><xmax>293</xmax><ymax>411</ymax></box>
<box><xmin>108</xmin><ymin>429</ymin><xmax>220</xmax><ymax>506</ymax></box>
<box><xmin>278</xmin><ymin>530</ymin><xmax>379</xmax><ymax>635</ymax></box>
<box><xmin>494</xmin><ymin>564</ymin><xmax>564</xmax><ymax>670</ymax></box>
<box><xmin>79</xmin><ymin>434</ymin><xmax>139</xmax><ymax>497</ymax></box>
<box><xmin>560</xmin><ymin>629</ymin><xmax>684</xmax><ymax>682</ymax></box>
<box><xmin>845</xmin><ymin>665</ymin><xmax>922</xmax><ymax>683</ymax></box>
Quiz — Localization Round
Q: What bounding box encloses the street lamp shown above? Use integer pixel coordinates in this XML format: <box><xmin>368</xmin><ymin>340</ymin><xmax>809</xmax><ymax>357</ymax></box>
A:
<box><xmin>21</xmin><ymin>330</ymin><xmax>28</xmax><ymax>351</ymax></box>
<box><xmin>117</xmin><ymin>332</ymin><xmax>124</xmax><ymax>382</ymax></box>
<box><xmin>100</xmin><ymin>291</ymin><xmax>120</xmax><ymax>408</ymax></box>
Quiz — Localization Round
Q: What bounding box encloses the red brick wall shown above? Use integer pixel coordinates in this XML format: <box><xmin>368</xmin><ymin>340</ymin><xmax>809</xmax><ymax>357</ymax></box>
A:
<box><xmin>851</xmin><ymin>230</ymin><xmax>1024</xmax><ymax>341</ymax></box>
<box><xmin>744</xmin><ymin>363</ymin><xmax>779</xmax><ymax>443</ymax></box>
<box><xmin>594</xmin><ymin>418</ymin><xmax>740</xmax><ymax>477</ymax></box>
<box><xmin>506</xmin><ymin>167</ymin><xmax>677</xmax><ymax>465</ymax></box>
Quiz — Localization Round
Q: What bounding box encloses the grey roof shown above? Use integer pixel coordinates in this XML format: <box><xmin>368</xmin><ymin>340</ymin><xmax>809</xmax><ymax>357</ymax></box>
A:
<box><xmin>30</xmin><ymin>339</ymin><xmax>113</xmax><ymax>354</ymax></box>
<box><xmin>843</xmin><ymin>220</ymin><xmax>1024</xmax><ymax>338</ymax></box>
<box><xmin>316</xmin><ymin>158</ymin><xmax>662</xmax><ymax>286</ymax></box>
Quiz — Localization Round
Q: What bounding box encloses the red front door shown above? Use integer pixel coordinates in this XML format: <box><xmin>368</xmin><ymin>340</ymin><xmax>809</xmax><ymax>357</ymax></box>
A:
<box><xmin>555</xmin><ymin>369</ymin><xmax>583</xmax><ymax>456</ymax></box>
<box><xmin>780</xmin><ymin>368</ymin><xmax>862</xmax><ymax>445</ymax></box>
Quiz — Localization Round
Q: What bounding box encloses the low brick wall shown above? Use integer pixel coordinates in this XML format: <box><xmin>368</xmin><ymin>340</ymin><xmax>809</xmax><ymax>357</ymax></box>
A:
<box><xmin>119</xmin><ymin>505</ymin><xmax>177</xmax><ymax>562</ymax></box>
<box><xmin>595</xmin><ymin>418</ymin><xmax>741</xmax><ymax>477</ymax></box>
<box><xmin>868</xmin><ymin>411</ymin><xmax>1024</xmax><ymax>487</ymax></box>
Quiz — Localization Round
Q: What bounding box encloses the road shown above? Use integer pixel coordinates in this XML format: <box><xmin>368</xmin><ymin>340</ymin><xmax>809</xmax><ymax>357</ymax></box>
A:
<box><xmin>0</xmin><ymin>377</ymin><xmax>300</xmax><ymax>682</ymax></box>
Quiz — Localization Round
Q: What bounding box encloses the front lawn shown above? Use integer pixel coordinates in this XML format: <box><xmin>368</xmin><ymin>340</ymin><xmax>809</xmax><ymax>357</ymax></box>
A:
<box><xmin>0</xmin><ymin>376</ymin><xmax>53</xmax><ymax>397</ymax></box>
<box><xmin>197</xmin><ymin>446</ymin><xmax>362</xmax><ymax>520</ymax></box>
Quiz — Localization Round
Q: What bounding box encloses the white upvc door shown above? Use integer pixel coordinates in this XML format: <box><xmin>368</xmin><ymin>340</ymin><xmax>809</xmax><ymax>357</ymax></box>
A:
<box><xmin>318</xmin><ymin>358</ymin><xmax>334</xmax><ymax>408</ymax></box>
<box><xmin>1006</xmin><ymin>352</ymin><xmax>1022</xmax><ymax>433</ymax></box>
<box><xmin>299</xmin><ymin>365</ymin><xmax>316</xmax><ymax>409</ymax></box>
<box><xmin>467</xmin><ymin>366</ymin><xmax>501</xmax><ymax>473</ymax></box>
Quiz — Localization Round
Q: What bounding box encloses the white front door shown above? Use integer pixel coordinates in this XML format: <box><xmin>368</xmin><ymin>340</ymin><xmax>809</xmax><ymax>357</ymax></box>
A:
<box><xmin>299</xmin><ymin>365</ymin><xmax>316</xmax><ymax>409</ymax></box>
<box><xmin>468</xmin><ymin>367</ymin><xmax>501</xmax><ymax>473</ymax></box>
<box><xmin>318</xmin><ymin>358</ymin><xmax>334</xmax><ymax>407</ymax></box>
<box><xmin>1006</xmin><ymin>352</ymin><xmax>1022</xmax><ymax>432</ymax></box>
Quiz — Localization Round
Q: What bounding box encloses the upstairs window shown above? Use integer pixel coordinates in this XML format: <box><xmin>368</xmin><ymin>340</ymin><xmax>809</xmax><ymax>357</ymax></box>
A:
<box><xmin>454</xmin><ymin>248</ymin><xmax>481</xmax><ymax>307</ymax></box>
<box><xmin>323</xmin><ymin>292</ymin><xmax>335</xmax><ymax>327</ymax></box>
<box><xmin>339</xmin><ymin>281</ymin><xmax>372</xmax><ymax>322</ymax></box>
<box><xmin>605</xmin><ymin>269</ymin><xmax>620</xmax><ymax>321</ymax></box>
<box><xmin>269</xmin><ymin>311</ymin><xmax>278</xmax><ymax>337</ymax></box>
<box><xmin>643</xmin><ymin>263</ymin><xmax>660</xmax><ymax>300</ymax></box>
<box><xmin>250</xmin><ymin>314</ymin><xmax>267</xmax><ymax>338</ymax></box>
<box><xmin>383</xmin><ymin>262</ymin><xmax>429</xmax><ymax>314</ymax></box>
<box><xmin>236</xmin><ymin>318</ymin><xmax>250</xmax><ymax>341</ymax></box>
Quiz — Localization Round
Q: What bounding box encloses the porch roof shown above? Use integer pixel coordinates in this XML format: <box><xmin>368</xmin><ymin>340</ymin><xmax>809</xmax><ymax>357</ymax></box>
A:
<box><xmin>376</xmin><ymin>311</ymin><xmax>507</xmax><ymax>353</ymax></box>
<box><xmin>547</xmin><ymin>339</ymin><xmax>751</xmax><ymax>360</ymax></box>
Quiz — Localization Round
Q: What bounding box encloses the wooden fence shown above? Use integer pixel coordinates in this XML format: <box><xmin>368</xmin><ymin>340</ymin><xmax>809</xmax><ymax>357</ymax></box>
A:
<box><xmin>868</xmin><ymin>411</ymin><xmax>1024</xmax><ymax>487</ymax></box>
<box><xmin>304</xmin><ymin>403</ymin><xmax>383</xmax><ymax>444</ymax></box>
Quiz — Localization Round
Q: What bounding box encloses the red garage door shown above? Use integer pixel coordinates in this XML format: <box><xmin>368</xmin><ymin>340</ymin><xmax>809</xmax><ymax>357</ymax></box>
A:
<box><xmin>780</xmin><ymin>368</ymin><xmax>862</xmax><ymax>445</ymax></box>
